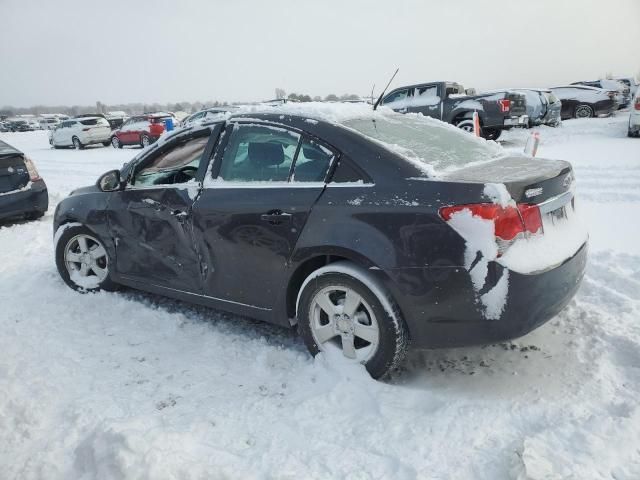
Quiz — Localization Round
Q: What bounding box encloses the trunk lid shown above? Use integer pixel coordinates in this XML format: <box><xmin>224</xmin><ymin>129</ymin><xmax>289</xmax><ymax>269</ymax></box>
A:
<box><xmin>442</xmin><ymin>156</ymin><xmax>573</xmax><ymax>204</ymax></box>
<box><xmin>0</xmin><ymin>153</ymin><xmax>29</xmax><ymax>194</ymax></box>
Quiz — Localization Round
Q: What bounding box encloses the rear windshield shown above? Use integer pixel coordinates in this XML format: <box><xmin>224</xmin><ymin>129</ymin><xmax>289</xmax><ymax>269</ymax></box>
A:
<box><xmin>80</xmin><ymin>118</ymin><xmax>109</xmax><ymax>126</ymax></box>
<box><xmin>341</xmin><ymin>114</ymin><xmax>505</xmax><ymax>173</ymax></box>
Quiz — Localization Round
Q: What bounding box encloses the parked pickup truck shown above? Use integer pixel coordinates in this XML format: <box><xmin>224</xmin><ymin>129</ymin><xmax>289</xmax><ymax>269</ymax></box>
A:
<box><xmin>380</xmin><ymin>81</ymin><xmax>529</xmax><ymax>140</ymax></box>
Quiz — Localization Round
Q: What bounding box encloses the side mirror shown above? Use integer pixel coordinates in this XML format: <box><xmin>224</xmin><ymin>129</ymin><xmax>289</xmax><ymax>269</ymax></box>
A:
<box><xmin>97</xmin><ymin>169</ymin><xmax>123</xmax><ymax>192</ymax></box>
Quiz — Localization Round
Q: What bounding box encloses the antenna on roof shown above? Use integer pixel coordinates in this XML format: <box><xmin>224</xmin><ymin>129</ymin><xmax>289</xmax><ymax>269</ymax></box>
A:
<box><xmin>373</xmin><ymin>68</ymin><xmax>399</xmax><ymax>111</ymax></box>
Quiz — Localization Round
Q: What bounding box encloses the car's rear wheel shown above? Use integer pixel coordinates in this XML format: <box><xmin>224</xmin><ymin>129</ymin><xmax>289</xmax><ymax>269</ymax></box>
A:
<box><xmin>141</xmin><ymin>134</ymin><xmax>150</xmax><ymax>148</ymax></box>
<box><xmin>456</xmin><ymin>119</ymin><xmax>475</xmax><ymax>133</ymax></box>
<box><xmin>55</xmin><ymin>225</ymin><xmax>118</xmax><ymax>292</ymax></box>
<box><xmin>102</xmin><ymin>141</ymin><xmax>110</xmax><ymax>147</ymax></box>
<box><xmin>72</xmin><ymin>136</ymin><xmax>84</xmax><ymax>150</ymax></box>
<box><xmin>297</xmin><ymin>263</ymin><xmax>408</xmax><ymax>379</ymax></box>
<box><xmin>111</xmin><ymin>136</ymin><xmax>122</xmax><ymax>148</ymax></box>
<box><xmin>574</xmin><ymin>104</ymin><xmax>594</xmax><ymax>119</ymax></box>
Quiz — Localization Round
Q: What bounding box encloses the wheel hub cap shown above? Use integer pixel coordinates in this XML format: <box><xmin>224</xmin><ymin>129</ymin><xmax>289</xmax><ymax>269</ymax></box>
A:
<box><xmin>336</xmin><ymin>314</ymin><xmax>353</xmax><ymax>333</ymax></box>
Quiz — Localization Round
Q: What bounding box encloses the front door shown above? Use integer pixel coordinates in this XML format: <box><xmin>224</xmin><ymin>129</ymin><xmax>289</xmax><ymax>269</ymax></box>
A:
<box><xmin>192</xmin><ymin>122</ymin><xmax>335</xmax><ymax>311</ymax></box>
<box><xmin>107</xmin><ymin>131</ymin><xmax>213</xmax><ymax>292</ymax></box>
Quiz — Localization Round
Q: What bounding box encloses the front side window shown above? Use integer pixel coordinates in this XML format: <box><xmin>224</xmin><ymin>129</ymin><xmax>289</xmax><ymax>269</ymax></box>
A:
<box><xmin>382</xmin><ymin>89</ymin><xmax>409</xmax><ymax>105</ymax></box>
<box><xmin>218</xmin><ymin>124</ymin><xmax>300</xmax><ymax>182</ymax></box>
<box><xmin>132</xmin><ymin>136</ymin><xmax>209</xmax><ymax>186</ymax></box>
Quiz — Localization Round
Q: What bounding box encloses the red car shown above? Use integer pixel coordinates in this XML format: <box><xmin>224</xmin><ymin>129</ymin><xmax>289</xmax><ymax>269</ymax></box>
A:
<box><xmin>110</xmin><ymin>114</ymin><xmax>173</xmax><ymax>148</ymax></box>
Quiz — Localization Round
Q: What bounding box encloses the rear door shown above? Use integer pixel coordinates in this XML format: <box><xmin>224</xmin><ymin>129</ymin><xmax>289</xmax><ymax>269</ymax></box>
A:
<box><xmin>192</xmin><ymin>121</ymin><xmax>336</xmax><ymax>311</ymax></box>
<box><xmin>106</xmin><ymin>129</ymin><xmax>216</xmax><ymax>292</ymax></box>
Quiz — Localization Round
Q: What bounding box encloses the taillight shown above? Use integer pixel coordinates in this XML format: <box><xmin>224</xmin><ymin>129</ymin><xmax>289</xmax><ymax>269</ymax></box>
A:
<box><xmin>23</xmin><ymin>157</ymin><xmax>41</xmax><ymax>181</ymax></box>
<box><xmin>439</xmin><ymin>203</ymin><xmax>542</xmax><ymax>252</ymax></box>
<box><xmin>635</xmin><ymin>97</ymin><xmax>640</xmax><ymax>111</ymax></box>
<box><xmin>498</xmin><ymin>99</ymin><xmax>511</xmax><ymax>113</ymax></box>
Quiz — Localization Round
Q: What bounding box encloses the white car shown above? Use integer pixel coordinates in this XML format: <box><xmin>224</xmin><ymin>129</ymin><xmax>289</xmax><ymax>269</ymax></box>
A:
<box><xmin>49</xmin><ymin>117</ymin><xmax>112</xmax><ymax>149</ymax></box>
<box><xmin>629</xmin><ymin>89</ymin><xmax>640</xmax><ymax>137</ymax></box>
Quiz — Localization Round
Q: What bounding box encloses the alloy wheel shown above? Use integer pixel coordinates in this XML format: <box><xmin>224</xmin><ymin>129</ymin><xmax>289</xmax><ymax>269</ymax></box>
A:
<box><xmin>575</xmin><ymin>105</ymin><xmax>593</xmax><ymax>118</ymax></box>
<box><xmin>64</xmin><ymin>234</ymin><xmax>108</xmax><ymax>288</ymax></box>
<box><xmin>309</xmin><ymin>285</ymin><xmax>380</xmax><ymax>362</ymax></box>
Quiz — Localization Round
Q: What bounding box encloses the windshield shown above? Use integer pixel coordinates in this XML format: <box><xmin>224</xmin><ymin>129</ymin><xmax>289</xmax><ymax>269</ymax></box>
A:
<box><xmin>341</xmin><ymin>114</ymin><xmax>505</xmax><ymax>173</ymax></box>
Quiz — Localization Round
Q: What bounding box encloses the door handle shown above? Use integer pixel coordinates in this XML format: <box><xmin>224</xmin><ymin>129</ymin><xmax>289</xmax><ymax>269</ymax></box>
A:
<box><xmin>260</xmin><ymin>210</ymin><xmax>292</xmax><ymax>225</ymax></box>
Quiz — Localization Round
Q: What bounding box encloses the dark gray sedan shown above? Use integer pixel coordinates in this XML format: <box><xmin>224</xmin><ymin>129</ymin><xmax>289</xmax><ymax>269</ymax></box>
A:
<box><xmin>0</xmin><ymin>140</ymin><xmax>48</xmax><ymax>222</ymax></box>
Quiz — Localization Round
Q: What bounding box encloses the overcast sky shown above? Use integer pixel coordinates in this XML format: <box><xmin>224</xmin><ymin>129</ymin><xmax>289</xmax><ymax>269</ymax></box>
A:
<box><xmin>1</xmin><ymin>0</ymin><xmax>639</xmax><ymax>108</ymax></box>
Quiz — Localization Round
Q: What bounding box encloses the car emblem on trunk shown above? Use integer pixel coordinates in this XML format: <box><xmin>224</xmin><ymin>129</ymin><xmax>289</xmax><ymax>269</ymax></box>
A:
<box><xmin>525</xmin><ymin>187</ymin><xmax>543</xmax><ymax>198</ymax></box>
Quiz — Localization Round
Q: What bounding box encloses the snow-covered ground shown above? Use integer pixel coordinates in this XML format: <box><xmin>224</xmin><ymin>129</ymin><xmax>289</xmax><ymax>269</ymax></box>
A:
<box><xmin>1</xmin><ymin>116</ymin><xmax>639</xmax><ymax>479</ymax></box>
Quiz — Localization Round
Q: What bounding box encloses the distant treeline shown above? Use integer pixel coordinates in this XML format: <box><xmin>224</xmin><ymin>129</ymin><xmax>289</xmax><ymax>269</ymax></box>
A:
<box><xmin>0</xmin><ymin>92</ymin><xmax>365</xmax><ymax>117</ymax></box>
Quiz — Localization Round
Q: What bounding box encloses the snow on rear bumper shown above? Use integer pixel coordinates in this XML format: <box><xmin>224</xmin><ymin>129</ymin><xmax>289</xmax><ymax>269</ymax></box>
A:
<box><xmin>377</xmin><ymin>241</ymin><xmax>587</xmax><ymax>349</ymax></box>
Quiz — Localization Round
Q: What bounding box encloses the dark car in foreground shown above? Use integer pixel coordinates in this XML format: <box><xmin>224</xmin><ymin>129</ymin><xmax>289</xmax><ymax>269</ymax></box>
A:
<box><xmin>380</xmin><ymin>81</ymin><xmax>529</xmax><ymax>140</ymax></box>
<box><xmin>53</xmin><ymin>105</ymin><xmax>587</xmax><ymax>378</ymax></box>
<box><xmin>550</xmin><ymin>85</ymin><xmax>617</xmax><ymax>119</ymax></box>
<box><xmin>0</xmin><ymin>140</ymin><xmax>48</xmax><ymax>221</ymax></box>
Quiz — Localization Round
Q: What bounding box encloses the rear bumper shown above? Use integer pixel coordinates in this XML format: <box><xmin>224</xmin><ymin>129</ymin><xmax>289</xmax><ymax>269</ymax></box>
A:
<box><xmin>379</xmin><ymin>242</ymin><xmax>587</xmax><ymax>349</ymax></box>
<box><xmin>0</xmin><ymin>179</ymin><xmax>48</xmax><ymax>220</ymax></box>
<box><xmin>502</xmin><ymin>115</ymin><xmax>529</xmax><ymax>128</ymax></box>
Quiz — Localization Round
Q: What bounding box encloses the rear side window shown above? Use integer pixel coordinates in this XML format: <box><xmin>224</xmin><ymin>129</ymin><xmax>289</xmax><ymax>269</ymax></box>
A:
<box><xmin>218</xmin><ymin>124</ymin><xmax>300</xmax><ymax>182</ymax></box>
<box><xmin>291</xmin><ymin>138</ymin><xmax>334</xmax><ymax>182</ymax></box>
<box><xmin>80</xmin><ymin>118</ymin><xmax>109</xmax><ymax>126</ymax></box>
<box><xmin>329</xmin><ymin>157</ymin><xmax>368</xmax><ymax>183</ymax></box>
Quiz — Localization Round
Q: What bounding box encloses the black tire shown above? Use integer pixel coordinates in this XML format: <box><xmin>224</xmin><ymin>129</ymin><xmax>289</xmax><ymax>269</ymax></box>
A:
<box><xmin>482</xmin><ymin>128</ymin><xmax>502</xmax><ymax>141</ymax></box>
<box><xmin>55</xmin><ymin>224</ymin><xmax>119</xmax><ymax>293</ymax></box>
<box><xmin>72</xmin><ymin>136</ymin><xmax>84</xmax><ymax>150</ymax></box>
<box><xmin>297</xmin><ymin>264</ymin><xmax>409</xmax><ymax>379</ymax></box>
<box><xmin>102</xmin><ymin>141</ymin><xmax>111</xmax><ymax>147</ymax></box>
<box><xmin>456</xmin><ymin>119</ymin><xmax>476</xmax><ymax>133</ymax></box>
<box><xmin>25</xmin><ymin>211</ymin><xmax>45</xmax><ymax>221</ymax></box>
<box><xmin>140</xmin><ymin>134</ymin><xmax>150</xmax><ymax>148</ymax></box>
<box><xmin>111</xmin><ymin>136</ymin><xmax>122</xmax><ymax>149</ymax></box>
<box><xmin>574</xmin><ymin>104</ymin><xmax>594</xmax><ymax>119</ymax></box>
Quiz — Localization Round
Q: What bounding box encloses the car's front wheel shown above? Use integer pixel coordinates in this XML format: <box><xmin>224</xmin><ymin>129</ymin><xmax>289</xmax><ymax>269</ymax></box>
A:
<box><xmin>111</xmin><ymin>136</ymin><xmax>122</xmax><ymax>148</ymax></box>
<box><xmin>55</xmin><ymin>225</ymin><xmax>118</xmax><ymax>292</ymax></box>
<box><xmin>140</xmin><ymin>134</ymin><xmax>150</xmax><ymax>148</ymax></box>
<box><xmin>297</xmin><ymin>262</ymin><xmax>408</xmax><ymax>379</ymax></box>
